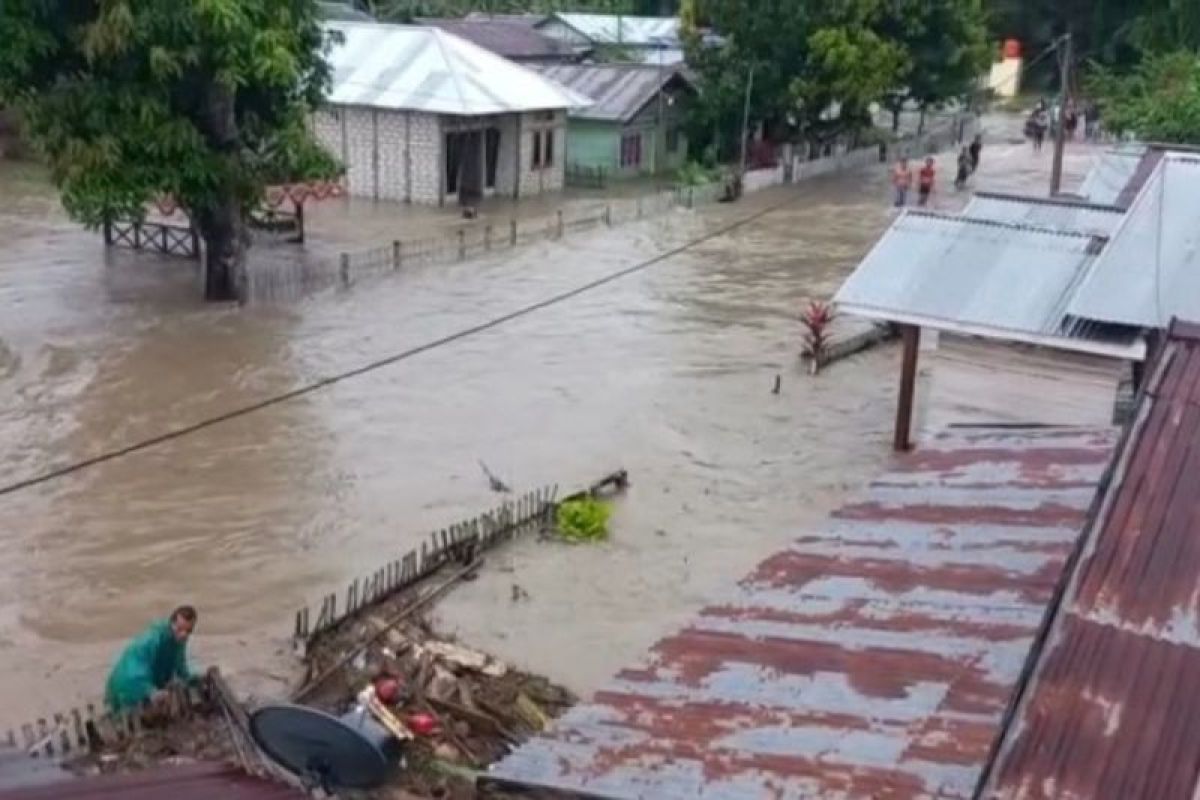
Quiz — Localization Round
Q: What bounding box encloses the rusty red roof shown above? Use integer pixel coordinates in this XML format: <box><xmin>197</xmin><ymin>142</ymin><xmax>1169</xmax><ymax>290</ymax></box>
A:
<box><xmin>488</xmin><ymin>426</ymin><xmax>1117</xmax><ymax>799</ymax></box>
<box><xmin>983</xmin><ymin>320</ymin><xmax>1200</xmax><ymax>800</ymax></box>
<box><xmin>0</xmin><ymin>761</ymin><xmax>303</xmax><ymax>799</ymax></box>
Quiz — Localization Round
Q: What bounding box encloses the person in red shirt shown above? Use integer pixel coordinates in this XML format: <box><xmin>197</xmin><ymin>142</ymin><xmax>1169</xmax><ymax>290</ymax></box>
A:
<box><xmin>917</xmin><ymin>157</ymin><xmax>936</xmax><ymax>207</ymax></box>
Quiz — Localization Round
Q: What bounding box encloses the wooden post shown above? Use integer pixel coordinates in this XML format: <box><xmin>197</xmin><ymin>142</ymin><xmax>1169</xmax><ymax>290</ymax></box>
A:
<box><xmin>604</xmin><ymin>204</ymin><xmax>612</xmax><ymax>226</ymax></box>
<box><xmin>485</xmin><ymin>225</ymin><xmax>492</xmax><ymax>251</ymax></box>
<box><xmin>103</xmin><ymin>220</ymin><xmax>113</xmax><ymax>245</ymax></box>
<box><xmin>893</xmin><ymin>324</ymin><xmax>921</xmax><ymax>452</ymax></box>
<box><xmin>458</xmin><ymin>229</ymin><xmax>466</xmax><ymax>260</ymax></box>
<box><xmin>556</xmin><ymin>210</ymin><xmax>564</xmax><ymax>238</ymax></box>
<box><xmin>190</xmin><ymin>226</ymin><xmax>200</xmax><ymax>260</ymax></box>
<box><xmin>392</xmin><ymin>240</ymin><xmax>401</xmax><ymax>270</ymax></box>
<box><xmin>133</xmin><ymin>222</ymin><xmax>141</xmax><ymax>249</ymax></box>
<box><xmin>161</xmin><ymin>225</ymin><xmax>169</xmax><ymax>253</ymax></box>
<box><xmin>339</xmin><ymin>253</ymin><xmax>350</xmax><ymax>287</ymax></box>
<box><xmin>509</xmin><ymin>219</ymin><xmax>517</xmax><ymax>246</ymax></box>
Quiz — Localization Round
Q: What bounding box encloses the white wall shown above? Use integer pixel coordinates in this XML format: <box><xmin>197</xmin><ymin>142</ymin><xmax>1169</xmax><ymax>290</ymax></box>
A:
<box><xmin>313</xmin><ymin>106</ymin><xmax>441</xmax><ymax>205</ymax></box>
<box><xmin>517</xmin><ymin>110</ymin><xmax>566</xmax><ymax>197</ymax></box>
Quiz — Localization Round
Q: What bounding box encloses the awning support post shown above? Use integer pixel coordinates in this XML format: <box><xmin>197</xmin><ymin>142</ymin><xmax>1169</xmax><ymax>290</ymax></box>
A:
<box><xmin>894</xmin><ymin>324</ymin><xmax>921</xmax><ymax>452</ymax></box>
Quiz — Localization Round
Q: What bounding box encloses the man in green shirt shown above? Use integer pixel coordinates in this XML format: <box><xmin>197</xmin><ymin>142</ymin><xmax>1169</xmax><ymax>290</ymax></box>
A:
<box><xmin>104</xmin><ymin>606</ymin><xmax>198</xmax><ymax>712</ymax></box>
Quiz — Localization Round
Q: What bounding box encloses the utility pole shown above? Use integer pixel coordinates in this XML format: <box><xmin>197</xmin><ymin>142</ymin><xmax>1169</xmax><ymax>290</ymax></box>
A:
<box><xmin>739</xmin><ymin>63</ymin><xmax>756</xmax><ymax>177</ymax></box>
<box><xmin>1050</xmin><ymin>32</ymin><xmax>1072</xmax><ymax>196</ymax></box>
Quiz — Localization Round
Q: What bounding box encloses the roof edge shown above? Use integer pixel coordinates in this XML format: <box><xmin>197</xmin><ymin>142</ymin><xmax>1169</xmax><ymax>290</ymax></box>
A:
<box><xmin>1167</xmin><ymin>318</ymin><xmax>1200</xmax><ymax>342</ymax></box>
<box><xmin>904</xmin><ymin>209</ymin><xmax>1109</xmax><ymax>242</ymax></box>
<box><xmin>973</xmin><ymin>191</ymin><xmax>1125</xmax><ymax>214</ymax></box>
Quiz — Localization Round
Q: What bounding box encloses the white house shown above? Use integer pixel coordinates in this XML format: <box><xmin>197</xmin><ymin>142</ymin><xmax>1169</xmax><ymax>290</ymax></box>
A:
<box><xmin>315</xmin><ymin>21</ymin><xmax>590</xmax><ymax>206</ymax></box>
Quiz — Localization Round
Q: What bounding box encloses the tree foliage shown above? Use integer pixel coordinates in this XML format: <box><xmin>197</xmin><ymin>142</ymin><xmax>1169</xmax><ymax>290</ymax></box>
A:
<box><xmin>1091</xmin><ymin>51</ymin><xmax>1200</xmax><ymax>145</ymax></box>
<box><xmin>0</xmin><ymin>0</ymin><xmax>339</xmax><ymax>301</ymax></box>
<box><xmin>683</xmin><ymin>0</ymin><xmax>987</xmax><ymax>157</ymax></box>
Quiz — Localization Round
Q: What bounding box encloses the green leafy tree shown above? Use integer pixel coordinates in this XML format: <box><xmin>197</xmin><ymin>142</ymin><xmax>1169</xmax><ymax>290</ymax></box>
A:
<box><xmin>880</xmin><ymin>0</ymin><xmax>990</xmax><ymax>132</ymax></box>
<box><xmin>1091</xmin><ymin>50</ymin><xmax>1200</xmax><ymax>144</ymax></box>
<box><xmin>0</xmin><ymin>0</ymin><xmax>339</xmax><ymax>301</ymax></box>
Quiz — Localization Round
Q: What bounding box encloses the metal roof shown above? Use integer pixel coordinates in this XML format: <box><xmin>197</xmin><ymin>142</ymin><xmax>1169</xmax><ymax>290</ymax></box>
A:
<box><xmin>0</xmin><ymin>762</ymin><xmax>303</xmax><ymax>799</ymax></box>
<box><xmin>534</xmin><ymin>64</ymin><xmax>690</xmax><ymax>122</ymax></box>
<box><xmin>983</xmin><ymin>320</ymin><xmax>1200</xmax><ymax>800</ymax></box>
<box><xmin>489</xmin><ymin>426</ymin><xmax>1117</xmax><ymax>800</ymax></box>
<box><xmin>833</xmin><ymin>211</ymin><xmax>1143</xmax><ymax>359</ymax></box>
<box><xmin>1076</xmin><ymin>145</ymin><xmax>1146</xmax><ymax>206</ymax></box>
<box><xmin>419</xmin><ymin>17</ymin><xmax>575</xmax><ymax>60</ymax></box>
<box><xmin>541</xmin><ymin>12</ymin><xmax>680</xmax><ymax>46</ymax></box>
<box><xmin>964</xmin><ymin>193</ymin><xmax>1124</xmax><ymax>237</ymax></box>
<box><xmin>322</xmin><ymin>21</ymin><xmax>591</xmax><ymax>115</ymax></box>
<box><xmin>1065</xmin><ymin>153</ymin><xmax>1200</xmax><ymax>330</ymax></box>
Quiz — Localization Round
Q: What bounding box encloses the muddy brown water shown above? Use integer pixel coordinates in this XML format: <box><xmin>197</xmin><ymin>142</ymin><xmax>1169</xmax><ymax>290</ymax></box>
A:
<box><xmin>0</xmin><ymin>125</ymin><xmax>1097</xmax><ymax>721</ymax></box>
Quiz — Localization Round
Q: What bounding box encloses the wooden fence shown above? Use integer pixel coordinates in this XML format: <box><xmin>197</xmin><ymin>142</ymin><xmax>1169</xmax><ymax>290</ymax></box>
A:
<box><xmin>103</xmin><ymin>219</ymin><xmax>200</xmax><ymax>260</ymax></box>
<box><xmin>292</xmin><ymin>485</ymin><xmax>559</xmax><ymax>652</ymax></box>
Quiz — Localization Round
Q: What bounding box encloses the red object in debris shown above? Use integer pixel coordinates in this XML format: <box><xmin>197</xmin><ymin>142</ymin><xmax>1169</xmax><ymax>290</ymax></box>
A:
<box><xmin>373</xmin><ymin>676</ymin><xmax>401</xmax><ymax>705</ymax></box>
<box><xmin>1003</xmin><ymin>38</ymin><xmax>1022</xmax><ymax>59</ymax></box>
<box><xmin>406</xmin><ymin>713</ymin><xmax>438</xmax><ymax>737</ymax></box>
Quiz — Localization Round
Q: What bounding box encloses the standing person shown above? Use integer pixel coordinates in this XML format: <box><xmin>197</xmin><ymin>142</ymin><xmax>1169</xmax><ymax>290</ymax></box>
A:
<box><xmin>1032</xmin><ymin>108</ymin><xmax>1048</xmax><ymax>152</ymax></box>
<box><xmin>955</xmin><ymin>147</ymin><xmax>971</xmax><ymax>190</ymax></box>
<box><xmin>917</xmin><ymin>157</ymin><xmax>936</xmax><ymax>206</ymax></box>
<box><xmin>105</xmin><ymin>606</ymin><xmax>198</xmax><ymax>712</ymax></box>
<box><xmin>891</xmin><ymin>157</ymin><xmax>914</xmax><ymax>207</ymax></box>
<box><xmin>1065</xmin><ymin>103</ymin><xmax>1079</xmax><ymax>140</ymax></box>
<box><xmin>968</xmin><ymin>134</ymin><xmax>983</xmax><ymax>173</ymax></box>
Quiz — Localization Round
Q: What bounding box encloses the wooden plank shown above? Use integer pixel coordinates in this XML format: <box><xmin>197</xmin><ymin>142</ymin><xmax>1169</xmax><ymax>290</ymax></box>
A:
<box><xmin>894</xmin><ymin>324</ymin><xmax>920</xmax><ymax>452</ymax></box>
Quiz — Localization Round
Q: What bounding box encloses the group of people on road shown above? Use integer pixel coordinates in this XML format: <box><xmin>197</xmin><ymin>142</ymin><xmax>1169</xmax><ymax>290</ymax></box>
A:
<box><xmin>891</xmin><ymin>134</ymin><xmax>982</xmax><ymax>209</ymax></box>
<box><xmin>1026</xmin><ymin>98</ymin><xmax>1102</xmax><ymax>151</ymax></box>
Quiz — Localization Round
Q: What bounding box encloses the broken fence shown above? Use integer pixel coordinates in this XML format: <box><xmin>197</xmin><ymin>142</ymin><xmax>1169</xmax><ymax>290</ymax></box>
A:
<box><xmin>291</xmin><ymin>485</ymin><xmax>560</xmax><ymax>652</ymax></box>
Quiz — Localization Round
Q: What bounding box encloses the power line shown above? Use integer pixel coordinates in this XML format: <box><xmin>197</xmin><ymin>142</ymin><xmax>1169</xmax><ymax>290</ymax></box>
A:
<box><xmin>0</xmin><ymin>192</ymin><xmax>802</xmax><ymax>500</ymax></box>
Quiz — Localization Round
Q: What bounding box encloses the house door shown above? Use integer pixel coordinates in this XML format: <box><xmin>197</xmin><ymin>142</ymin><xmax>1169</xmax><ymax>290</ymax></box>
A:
<box><xmin>445</xmin><ymin>130</ymin><xmax>484</xmax><ymax>204</ymax></box>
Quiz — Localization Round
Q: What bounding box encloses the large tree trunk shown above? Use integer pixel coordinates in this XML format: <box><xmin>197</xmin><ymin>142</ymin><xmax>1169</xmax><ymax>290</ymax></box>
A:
<box><xmin>196</xmin><ymin>81</ymin><xmax>248</xmax><ymax>302</ymax></box>
<box><xmin>196</xmin><ymin>200</ymin><xmax>246</xmax><ymax>302</ymax></box>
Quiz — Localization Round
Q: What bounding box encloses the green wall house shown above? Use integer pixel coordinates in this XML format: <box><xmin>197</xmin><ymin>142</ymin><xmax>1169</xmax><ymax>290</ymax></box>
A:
<box><xmin>536</xmin><ymin>64</ymin><xmax>694</xmax><ymax>180</ymax></box>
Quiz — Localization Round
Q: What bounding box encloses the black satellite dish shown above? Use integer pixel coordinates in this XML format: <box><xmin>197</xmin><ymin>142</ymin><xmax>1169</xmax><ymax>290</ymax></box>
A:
<box><xmin>249</xmin><ymin>704</ymin><xmax>398</xmax><ymax>790</ymax></box>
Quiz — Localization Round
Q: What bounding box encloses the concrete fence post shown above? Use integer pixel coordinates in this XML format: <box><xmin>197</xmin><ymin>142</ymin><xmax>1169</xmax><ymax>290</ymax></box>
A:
<box><xmin>458</xmin><ymin>229</ymin><xmax>466</xmax><ymax>260</ymax></box>
<box><xmin>485</xmin><ymin>225</ymin><xmax>492</xmax><ymax>251</ymax></box>
<box><xmin>556</xmin><ymin>210</ymin><xmax>564</xmax><ymax>238</ymax></box>
<box><xmin>339</xmin><ymin>253</ymin><xmax>350</xmax><ymax>287</ymax></box>
<box><xmin>392</xmin><ymin>240</ymin><xmax>401</xmax><ymax>270</ymax></box>
<box><xmin>510</xmin><ymin>219</ymin><xmax>517</xmax><ymax>246</ymax></box>
<box><xmin>604</xmin><ymin>204</ymin><xmax>612</xmax><ymax>226</ymax></box>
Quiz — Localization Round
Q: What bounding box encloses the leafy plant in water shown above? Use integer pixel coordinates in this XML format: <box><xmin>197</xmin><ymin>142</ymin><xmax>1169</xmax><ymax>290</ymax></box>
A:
<box><xmin>555</xmin><ymin>497</ymin><xmax>612</xmax><ymax>543</ymax></box>
<box><xmin>800</xmin><ymin>300</ymin><xmax>836</xmax><ymax>374</ymax></box>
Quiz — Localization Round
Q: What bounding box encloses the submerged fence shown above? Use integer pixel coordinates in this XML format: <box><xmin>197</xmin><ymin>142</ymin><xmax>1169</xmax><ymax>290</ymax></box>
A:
<box><xmin>245</xmin><ymin>183</ymin><xmax>724</xmax><ymax>303</ymax></box>
<box><xmin>292</xmin><ymin>485</ymin><xmax>559</xmax><ymax>652</ymax></box>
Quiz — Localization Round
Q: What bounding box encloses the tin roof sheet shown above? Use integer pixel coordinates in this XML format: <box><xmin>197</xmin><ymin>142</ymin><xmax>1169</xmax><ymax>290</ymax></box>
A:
<box><xmin>983</xmin><ymin>320</ymin><xmax>1200</xmax><ymax>800</ymax></box>
<box><xmin>490</xmin><ymin>426</ymin><xmax>1117</xmax><ymax>800</ymax></box>
<box><xmin>1065</xmin><ymin>154</ymin><xmax>1200</xmax><ymax>330</ymax></box>
<box><xmin>1076</xmin><ymin>146</ymin><xmax>1146</xmax><ymax>206</ymax></box>
<box><xmin>833</xmin><ymin>211</ymin><xmax>1141</xmax><ymax>359</ymax></box>
<box><xmin>322</xmin><ymin>21</ymin><xmax>590</xmax><ymax>115</ymax></box>
<box><xmin>964</xmin><ymin>193</ymin><xmax>1124</xmax><ymax>237</ymax></box>
<box><xmin>534</xmin><ymin>64</ymin><xmax>690</xmax><ymax>122</ymax></box>
<box><xmin>542</xmin><ymin>12</ymin><xmax>680</xmax><ymax>46</ymax></box>
<box><xmin>419</xmin><ymin>17</ymin><xmax>575</xmax><ymax>60</ymax></box>
<box><xmin>0</xmin><ymin>762</ymin><xmax>303</xmax><ymax>799</ymax></box>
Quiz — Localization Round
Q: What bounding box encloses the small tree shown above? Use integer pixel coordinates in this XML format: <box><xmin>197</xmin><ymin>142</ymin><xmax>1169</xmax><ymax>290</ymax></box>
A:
<box><xmin>0</xmin><ymin>0</ymin><xmax>340</xmax><ymax>302</ymax></box>
<box><xmin>1091</xmin><ymin>51</ymin><xmax>1200</xmax><ymax>145</ymax></box>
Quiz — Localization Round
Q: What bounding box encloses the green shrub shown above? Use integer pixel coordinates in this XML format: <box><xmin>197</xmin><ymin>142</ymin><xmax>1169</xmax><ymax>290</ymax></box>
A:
<box><xmin>676</xmin><ymin>160</ymin><xmax>720</xmax><ymax>187</ymax></box>
<box><xmin>555</xmin><ymin>497</ymin><xmax>612</xmax><ymax>543</ymax></box>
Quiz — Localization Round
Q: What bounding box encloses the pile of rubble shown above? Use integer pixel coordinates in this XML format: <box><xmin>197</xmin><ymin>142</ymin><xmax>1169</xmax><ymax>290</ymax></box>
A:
<box><xmin>299</xmin><ymin>608</ymin><xmax>575</xmax><ymax>798</ymax></box>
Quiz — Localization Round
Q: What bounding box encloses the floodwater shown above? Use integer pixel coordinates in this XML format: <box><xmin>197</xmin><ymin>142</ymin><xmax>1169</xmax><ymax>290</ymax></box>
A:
<box><xmin>0</xmin><ymin>121</ymin><xmax>1095</xmax><ymax>721</ymax></box>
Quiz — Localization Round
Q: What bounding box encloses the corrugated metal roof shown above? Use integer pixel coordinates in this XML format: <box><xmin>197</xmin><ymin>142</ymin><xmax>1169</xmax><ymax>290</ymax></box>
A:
<box><xmin>1076</xmin><ymin>145</ymin><xmax>1146</xmax><ymax>206</ymax></box>
<box><xmin>322</xmin><ymin>21</ymin><xmax>591</xmax><ymax>115</ymax></box>
<box><xmin>833</xmin><ymin>211</ymin><xmax>1142</xmax><ymax>359</ymax></box>
<box><xmin>534</xmin><ymin>64</ymin><xmax>690</xmax><ymax>122</ymax></box>
<box><xmin>964</xmin><ymin>193</ymin><xmax>1124</xmax><ymax>237</ymax></box>
<box><xmin>489</xmin><ymin>426</ymin><xmax>1117</xmax><ymax>800</ymax></box>
<box><xmin>419</xmin><ymin>17</ymin><xmax>575</xmax><ymax>60</ymax></box>
<box><xmin>0</xmin><ymin>762</ymin><xmax>303</xmax><ymax>799</ymax></box>
<box><xmin>543</xmin><ymin>12</ymin><xmax>679</xmax><ymax>46</ymax></box>
<box><xmin>1065</xmin><ymin>153</ymin><xmax>1200</xmax><ymax>330</ymax></box>
<box><xmin>983</xmin><ymin>320</ymin><xmax>1200</xmax><ymax>800</ymax></box>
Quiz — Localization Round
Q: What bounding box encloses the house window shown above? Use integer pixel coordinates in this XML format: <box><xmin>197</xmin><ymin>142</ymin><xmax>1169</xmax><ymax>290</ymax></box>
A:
<box><xmin>532</xmin><ymin>131</ymin><xmax>542</xmax><ymax>169</ymax></box>
<box><xmin>620</xmin><ymin>133</ymin><xmax>642</xmax><ymax>169</ymax></box>
<box><xmin>666</xmin><ymin>126</ymin><xmax>681</xmax><ymax>154</ymax></box>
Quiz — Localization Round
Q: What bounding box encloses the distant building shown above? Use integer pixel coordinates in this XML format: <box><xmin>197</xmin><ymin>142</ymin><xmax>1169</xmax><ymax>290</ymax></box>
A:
<box><xmin>420</xmin><ymin>16</ymin><xmax>579</xmax><ymax>64</ymax></box>
<box><xmin>537</xmin><ymin>64</ymin><xmax>694</xmax><ymax>179</ymax></box>
<box><xmin>317</xmin><ymin>0</ymin><xmax>373</xmax><ymax>22</ymax></box>
<box><xmin>313</xmin><ymin>22</ymin><xmax>588</xmax><ymax>206</ymax></box>
<box><xmin>536</xmin><ymin>13</ymin><xmax>684</xmax><ymax>65</ymax></box>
